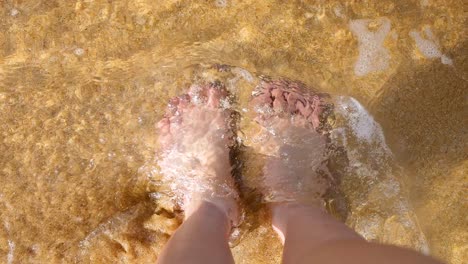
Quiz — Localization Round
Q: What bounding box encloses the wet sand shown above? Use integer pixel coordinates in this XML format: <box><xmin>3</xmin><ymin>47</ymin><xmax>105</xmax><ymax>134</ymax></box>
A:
<box><xmin>0</xmin><ymin>1</ymin><xmax>466</xmax><ymax>263</ymax></box>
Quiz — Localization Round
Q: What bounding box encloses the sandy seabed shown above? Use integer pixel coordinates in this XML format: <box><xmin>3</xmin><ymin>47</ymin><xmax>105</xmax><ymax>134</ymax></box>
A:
<box><xmin>0</xmin><ymin>1</ymin><xmax>466</xmax><ymax>263</ymax></box>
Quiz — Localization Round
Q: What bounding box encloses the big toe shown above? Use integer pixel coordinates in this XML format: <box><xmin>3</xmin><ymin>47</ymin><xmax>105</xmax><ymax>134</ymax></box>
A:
<box><xmin>207</xmin><ymin>85</ymin><xmax>228</xmax><ymax>108</ymax></box>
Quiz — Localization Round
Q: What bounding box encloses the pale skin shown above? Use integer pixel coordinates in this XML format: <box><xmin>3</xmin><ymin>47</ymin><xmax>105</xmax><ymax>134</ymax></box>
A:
<box><xmin>156</xmin><ymin>84</ymin><xmax>442</xmax><ymax>264</ymax></box>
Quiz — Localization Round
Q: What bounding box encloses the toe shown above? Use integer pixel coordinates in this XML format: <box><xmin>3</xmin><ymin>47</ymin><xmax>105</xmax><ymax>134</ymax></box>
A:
<box><xmin>308</xmin><ymin>113</ymin><xmax>321</xmax><ymax>130</ymax></box>
<box><xmin>271</xmin><ymin>88</ymin><xmax>287</xmax><ymax>113</ymax></box>
<box><xmin>164</xmin><ymin>95</ymin><xmax>186</xmax><ymax>124</ymax></box>
<box><xmin>207</xmin><ymin>85</ymin><xmax>228</xmax><ymax>108</ymax></box>
<box><xmin>157</xmin><ymin>117</ymin><xmax>173</xmax><ymax>149</ymax></box>
<box><xmin>166</xmin><ymin>97</ymin><xmax>179</xmax><ymax>116</ymax></box>
<box><xmin>177</xmin><ymin>94</ymin><xmax>191</xmax><ymax>109</ymax></box>
<box><xmin>308</xmin><ymin>96</ymin><xmax>325</xmax><ymax>129</ymax></box>
<box><xmin>252</xmin><ymin>87</ymin><xmax>273</xmax><ymax>108</ymax></box>
<box><xmin>157</xmin><ymin>117</ymin><xmax>171</xmax><ymax>134</ymax></box>
<box><xmin>296</xmin><ymin>100</ymin><xmax>313</xmax><ymax>118</ymax></box>
<box><xmin>189</xmin><ymin>84</ymin><xmax>208</xmax><ymax>105</ymax></box>
<box><xmin>169</xmin><ymin>114</ymin><xmax>182</xmax><ymax>125</ymax></box>
<box><xmin>286</xmin><ymin>91</ymin><xmax>301</xmax><ymax>113</ymax></box>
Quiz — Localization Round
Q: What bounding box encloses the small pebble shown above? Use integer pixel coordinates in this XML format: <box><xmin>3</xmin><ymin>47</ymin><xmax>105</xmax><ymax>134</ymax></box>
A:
<box><xmin>10</xmin><ymin>8</ymin><xmax>19</xmax><ymax>17</ymax></box>
<box><xmin>441</xmin><ymin>55</ymin><xmax>453</xmax><ymax>65</ymax></box>
<box><xmin>215</xmin><ymin>0</ymin><xmax>228</xmax><ymax>8</ymax></box>
<box><xmin>333</xmin><ymin>6</ymin><xmax>344</xmax><ymax>18</ymax></box>
<box><xmin>135</xmin><ymin>16</ymin><xmax>146</xmax><ymax>25</ymax></box>
<box><xmin>74</xmin><ymin>48</ymin><xmax>85</xmax><ymax>56</ymax></box>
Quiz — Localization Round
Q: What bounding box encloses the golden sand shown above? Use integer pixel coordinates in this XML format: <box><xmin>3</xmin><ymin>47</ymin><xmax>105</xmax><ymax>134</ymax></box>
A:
<box><xmin>0</xmin><ymin>1</ymin><xmax>466</xmax><ymax>263</ymax></box>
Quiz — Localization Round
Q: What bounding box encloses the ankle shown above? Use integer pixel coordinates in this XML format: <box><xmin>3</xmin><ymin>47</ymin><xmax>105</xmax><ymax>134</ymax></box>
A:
<box><xmin>184</xmin><ymin>197</ymin><xmax>239</xmax><ymax>227</ymax></box>
<box><xmin>270</xmin><ymin>202</ymin><xmax>327</xmax><ymax>242</ymax></box>
<box><xmin>271</xmin><ymin>202</ymin><xmax>364</xmax><ymax>246</ymax></box>
<box><xmin>184</xmin><ymin>200</ymin><xmax>231</xmax><ymax>235</ymax></box>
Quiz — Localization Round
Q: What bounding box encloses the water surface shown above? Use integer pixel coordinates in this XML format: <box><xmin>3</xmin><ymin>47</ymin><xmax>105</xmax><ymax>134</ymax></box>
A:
<box><xmin>0</xmin><ymin>1</ymin><xmax>466</xmax><ymax>263</ymax></box>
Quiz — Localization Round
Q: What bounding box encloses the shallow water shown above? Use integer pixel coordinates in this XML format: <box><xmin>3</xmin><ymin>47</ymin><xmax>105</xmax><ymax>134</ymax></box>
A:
<box><xmin>0</xmin><ymin>0</ymin><xmax>466</xmax><ymax>263</ymax></box>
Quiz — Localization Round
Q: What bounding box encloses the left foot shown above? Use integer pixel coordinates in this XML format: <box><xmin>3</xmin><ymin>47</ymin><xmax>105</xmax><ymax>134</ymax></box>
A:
<box><xmin>248</xmin><ymin>79</ymin><xmax>332</xmax><ymax>206</ymax></box>
<box><xmin>156</xmin><ymin>83</ymin><xmax>239</xmax><ymax>225</ymax></box>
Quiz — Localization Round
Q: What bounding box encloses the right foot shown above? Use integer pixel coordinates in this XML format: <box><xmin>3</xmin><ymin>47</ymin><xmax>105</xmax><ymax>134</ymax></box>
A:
<box><xmin>156</xmin><ymin>83</ymin><xmax>239</xmax><ymax>225</ymax></box>
<box><xmin>249</xmin><ymin>79</ymin><xmax>333</xmax><ymax>207</ymax></box>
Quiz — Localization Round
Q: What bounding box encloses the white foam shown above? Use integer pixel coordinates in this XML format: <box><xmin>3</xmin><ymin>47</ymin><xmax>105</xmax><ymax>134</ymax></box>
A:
<box><xmin>409</xmin><ymin>27</ymin><xmax>453</xmax><ymax>65</ymax></box>
<box><xmin>332</xmin><ymin>96</ymin><xmax>430</xmax><ymax>252</ymax></box>
<box><xmin>349</xmin><ymin>18</ymin><xmax>392</xmax><ymax>76</ymax></box>
<box><xmin>335</xmin><ymin>96</ymin><xmax>390</xmax><ymax>153</ymax></box>
<box><xmin>331</xmin><ymin>96</ymin><xmax>393</xmax><ymax>182</ymax></box>
<box><xmin>7</xmin><ymin>240</ymin><xmax>15</xmax><ymax>264</ymax></box>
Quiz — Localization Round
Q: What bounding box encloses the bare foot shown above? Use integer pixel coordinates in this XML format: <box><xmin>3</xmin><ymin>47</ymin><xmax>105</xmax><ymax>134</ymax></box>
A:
<box><xmin>250</xmin><ymin>79</ymin><xmax>332</xmax><ymax>206</ymax></box>
<box><xmin>157</xmin><ymin>83</ymin><xmax>239</xmax><ymax>225</ymax></box>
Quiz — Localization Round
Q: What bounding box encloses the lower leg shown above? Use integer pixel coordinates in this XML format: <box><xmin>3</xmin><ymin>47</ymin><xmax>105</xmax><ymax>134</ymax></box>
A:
<box><xmin>272</xmin><ymin>202</ymin><xmax>363</xmax><ymax>263</ymax></box>
<box><xmin>273</xmin><ymin>203</ymin><xmax>442</xmax><ymax>264</ymax></box>
<box><xmin>157</xmin><ymin>201</ymin><xmax>234</xmax><ymax>264</ymax></box>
